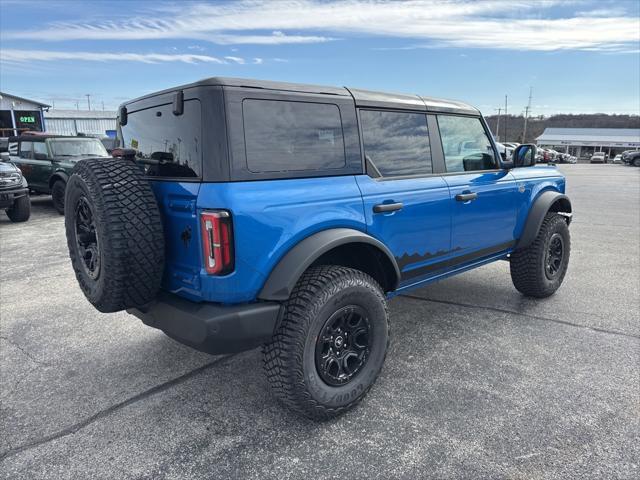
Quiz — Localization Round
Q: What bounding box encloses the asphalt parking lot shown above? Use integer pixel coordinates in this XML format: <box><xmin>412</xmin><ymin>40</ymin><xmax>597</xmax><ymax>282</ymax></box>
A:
<box><xmin>1</xmin><ymin>164</ymin><xmax>638</xmax><ymax>479</ymax></box>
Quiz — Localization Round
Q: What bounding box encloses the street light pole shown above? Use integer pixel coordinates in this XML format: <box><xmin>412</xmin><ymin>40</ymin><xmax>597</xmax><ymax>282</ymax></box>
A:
<box><xmin>85</xmin><ymin>94</ymin><xmax>91</xmax><ymax>111</ymax></box>
<box><xmin>504</xmin><ymin>95</ymin><xmax>508</xmax><ymax>143</ymax></box>
<box><xmin>522</xmin><ymin>87</ymin><xmax>533</xmax><ymax>143</ymax></box>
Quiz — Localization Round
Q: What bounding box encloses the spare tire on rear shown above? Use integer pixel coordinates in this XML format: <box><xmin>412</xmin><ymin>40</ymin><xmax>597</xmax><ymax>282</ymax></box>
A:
<box><xmin>64</xmin><ymin>158</ymin><xmax>165</xmax><ymax>313</ymax></box>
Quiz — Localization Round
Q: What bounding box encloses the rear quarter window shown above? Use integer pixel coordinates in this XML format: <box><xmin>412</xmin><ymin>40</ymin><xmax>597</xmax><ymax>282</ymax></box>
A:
<box><xmin>242</xmin><ymin>99</ymin><xmax>346</xmax><ymax>173</ymax></box>
<box><xmin>118</xmin><ymin>99</ymin><xmax>202</xmax><ymax>178</ymax></box>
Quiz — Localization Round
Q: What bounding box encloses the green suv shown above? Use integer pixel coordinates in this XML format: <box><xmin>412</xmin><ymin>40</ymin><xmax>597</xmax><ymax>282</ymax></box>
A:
<box><xmin>9</xmin><ymin>135</ymin><xmax>110</xmax><ymax>213</ymax></box>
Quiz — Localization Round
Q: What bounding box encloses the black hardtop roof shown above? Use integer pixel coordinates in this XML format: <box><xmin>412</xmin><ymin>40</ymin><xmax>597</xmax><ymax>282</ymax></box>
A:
<box><xmin>123</xmin><ymin>77</ymin><xmax>479</xmax><ymax>115</ymax></box>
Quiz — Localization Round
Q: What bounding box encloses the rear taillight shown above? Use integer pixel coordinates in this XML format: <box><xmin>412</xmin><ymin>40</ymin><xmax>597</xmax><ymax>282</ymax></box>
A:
<box><xmin>200</xmin><ymin>210</ymin><xmax>234</xmax><ymax>275</ymax></box>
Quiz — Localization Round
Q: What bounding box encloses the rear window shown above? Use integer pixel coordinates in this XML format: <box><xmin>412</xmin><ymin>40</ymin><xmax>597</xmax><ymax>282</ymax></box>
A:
<box><xmin>242</xmin><ymin>99</ymin><xmax>346</xmax><ymax>173</ymax></box>
<box><xmin>119</xmin><ymin>99</ymin><xmax>202</xmax><ymax>178</ymax></box>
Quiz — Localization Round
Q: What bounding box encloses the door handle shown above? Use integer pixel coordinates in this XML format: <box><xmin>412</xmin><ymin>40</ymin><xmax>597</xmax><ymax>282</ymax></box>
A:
<box><xmin>373</xmin><ymin>202</ymin><xmax>403</xmax><ymax>213</ymax></box>
<box><xmin>455</xmin><ymin>192</ymin><xmax>478</xmax><ymax>202</ymax></box>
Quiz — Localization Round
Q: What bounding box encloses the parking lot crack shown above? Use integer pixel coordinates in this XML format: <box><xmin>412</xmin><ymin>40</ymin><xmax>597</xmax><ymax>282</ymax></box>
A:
<box><xmin>0</xmin><ymin>353</ymin><xmax>238</xmax><ymax>462</ymax></box>
<box><xmin>0</xmin><ymin>336</ymin><xmax>50</xmax><ymax>366</ymax></box>
<box><xmin>400</xmin><ymin>294</ymin><xmax>640</xmax><ymax>340</ymax></box>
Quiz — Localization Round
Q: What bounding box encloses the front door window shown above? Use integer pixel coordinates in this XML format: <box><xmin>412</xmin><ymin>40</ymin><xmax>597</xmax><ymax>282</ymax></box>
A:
<box><xmin>438</xmin><ymin>116</ymin><xmax>497</xmax><ymax>172</ymax></box>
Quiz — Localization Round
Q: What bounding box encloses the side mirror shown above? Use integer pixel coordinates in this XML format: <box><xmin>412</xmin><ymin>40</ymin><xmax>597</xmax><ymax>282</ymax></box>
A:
<box><xmin>119</xmin><ymin>106</ymin><xmax>128</xmax><ymax>126</ymax></box>
<box><xmin>513</xmin><ymin>144</ymin><xmax>537</xmax><ymax>168</ymax></box>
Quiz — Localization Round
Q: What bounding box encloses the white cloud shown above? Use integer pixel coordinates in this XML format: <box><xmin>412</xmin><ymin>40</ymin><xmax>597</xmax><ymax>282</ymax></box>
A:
<box><xmin>1</xmin><ymin>0</ymin><xmax>638</xmax><ymax>52</ymax></box>
<box><xmin>253</xmin><ymin>57</ymin><xmax>264</xmax><ymax>64</ymax></box>
<box><xmin>224</xmin><ymin>55</ymin><xmax>245</xmax><ymax>64</ymax></box>
<box><xmin>0</xmin><ymin>49</ymin><xmax>227</xmax><ymax>64</ymax></box>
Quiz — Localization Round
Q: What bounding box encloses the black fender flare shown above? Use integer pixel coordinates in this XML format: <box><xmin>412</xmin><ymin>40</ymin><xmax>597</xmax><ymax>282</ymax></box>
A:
<box><xmin>49</xmin><ymin>170</ymin><xmax>69</xmax><ymax>188</ymax></box>
<box><xmin>258</xmin><ymin>228</ymin><xmax>401</xmax><ymax>301</ymax></box>
<box><xmin>515</xmin><ymin>190</ymin><xmax>572</xmax><ymax>250</ymax></box>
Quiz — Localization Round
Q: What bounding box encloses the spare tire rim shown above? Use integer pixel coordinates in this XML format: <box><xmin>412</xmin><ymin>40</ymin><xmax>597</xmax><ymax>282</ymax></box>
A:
<box><xmin>545</xmin><ymin>233</ymin><xmax>564</xmax><ymax>280</ymax></box>
<box><xmin>315</xmin><ymin>305</ymin><xmax>371</xmax><ymax>386</ymax></box>
<box><xmin>74</xmin><ymin>196</ymin><xmax>101</xmax><ymax>280</ymax></box>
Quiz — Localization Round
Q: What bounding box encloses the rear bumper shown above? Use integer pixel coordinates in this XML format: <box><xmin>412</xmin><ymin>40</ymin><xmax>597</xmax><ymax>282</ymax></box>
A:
<box><xmin>0</xmin><ymin>188</ymin><xmax>28</xmax><ymax>208</ymax></box>
<box><xmin>127</xmin><ymin>292</ymin><xmax>282</xmax><ymax>354</ymax></box>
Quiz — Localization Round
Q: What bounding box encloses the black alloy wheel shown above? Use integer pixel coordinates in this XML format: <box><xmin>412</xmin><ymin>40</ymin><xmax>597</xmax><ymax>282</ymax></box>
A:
<box><xmin>544</xmin><ymin>233</ymin><xmax>564</xmax><ymax>280</ymax></box>
<box><xmin>74</xmin><ymin>196</ymin><xmax>100</xmax><ymax>280</ymax></box>
<box><xmin>315</xmin><ymin>305</ymin><xmax>371</xmax><ymax>386</ymax></box>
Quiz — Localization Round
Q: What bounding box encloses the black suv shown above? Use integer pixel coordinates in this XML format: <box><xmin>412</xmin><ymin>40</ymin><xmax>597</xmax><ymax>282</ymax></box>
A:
<box><xmin>0</xmin><ymin>151</ymin><xmax>30</xmax><ymax>222</ymax></box>
<box><xmin>9</xmin><ymin>135</ymin><xmax>110</xmax><ymax>213</ymax></box>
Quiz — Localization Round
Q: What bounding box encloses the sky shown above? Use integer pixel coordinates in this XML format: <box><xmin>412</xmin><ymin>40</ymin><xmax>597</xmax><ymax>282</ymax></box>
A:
<box><xmin>1</xmin><ymin>0</ymin><xmax>639</xmax><ymax>115</ymax></box>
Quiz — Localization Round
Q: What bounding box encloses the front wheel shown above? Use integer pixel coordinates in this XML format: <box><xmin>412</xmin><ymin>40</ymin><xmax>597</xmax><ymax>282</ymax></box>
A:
<box><xmin>263</xmin><ymin>265</ymin><xmax>389</xmax><ymax>420</ymax></box>
<box><xmin>6</xmin><ymin>194</ymin><xmax>31</xmax><ymax>222</ymax></box>
<box><xmin>510</xmin><ymin>213</ymin><xmax>570</xmax><ymax>298</ymax></box>
<box><xmin>51</xmin><ymin>180</ymin><xmax>66</xmax><ymax>215</ymax></box>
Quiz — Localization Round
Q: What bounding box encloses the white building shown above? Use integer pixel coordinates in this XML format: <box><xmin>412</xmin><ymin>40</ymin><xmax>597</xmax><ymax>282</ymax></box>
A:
<box><xmin>44</xmin><ymin>109</ymin><xmax>117</xmax><ymax>137</ymax></box>
<box><xmin>0</xmin><ymin>92</ymin><xmax>50</xmax><ymax>137</ymax></box>
<box><xmin>536</xmin><ymin>128</ymin><xmax>640</xmax><ymax>158</ymax></box>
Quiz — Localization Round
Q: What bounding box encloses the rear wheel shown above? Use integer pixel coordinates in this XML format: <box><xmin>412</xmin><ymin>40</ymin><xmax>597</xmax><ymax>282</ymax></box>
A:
<box><xmin>51</xmin><ymin>180</ymin><xmax>66</xmax><ymax>215</ymax></box>
<box><xmin>510</xmin><ymin>213</ymin><xmax>570</xmax><ymax>298</ymax></box>
<box><xmin>6</xmin><ymin>195</ymin><xmax>31</xmax><ymax>222</ymax></box>
<box><xmin>263</xmin><ymin>265</ymin><xmax>389</xmax><ymax>420</ymax></box>
<box><xmin>64</xmin><ymin>158</ymin><xmax>165</xmax><ymax>312</ymax></box>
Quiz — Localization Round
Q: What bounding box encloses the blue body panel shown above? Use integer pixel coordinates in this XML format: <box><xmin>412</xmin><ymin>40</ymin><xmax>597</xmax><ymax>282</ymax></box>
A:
<box><xmin>158</xmin><ymin>176</ymin><xmax>366</xmax><ymax>303</ymax></box>
<box><xmin>443</xmin><ymin>170</ymin><xmax>519</xmax><ymax>254</ymax></box>
<box><xmin>355</xmin><ymin>175</ymin><xmax>451</xmax><ymax>284</ymax></box>
<box><xmin>154</xmin><ymin>165</ymin><xmax>565</xmax><ymax>305</ymax></box>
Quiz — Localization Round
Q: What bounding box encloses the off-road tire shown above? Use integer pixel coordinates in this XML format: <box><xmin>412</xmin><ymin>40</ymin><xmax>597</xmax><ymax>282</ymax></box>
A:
<box><xmin>6</xmin><ymin>194</ymin><xmax>31</xmax><ymax>222</ymax></box>
<box><xmin>64</xmin><ymin>158</ymin><xmax>164</xmax><ymax>313</ymax></box>
<box><xmin>51</xmin><ymin>179</ymin><xmax>66</xmax><ymax>215</ymax></box>
<box><xmin>263</xmin><ymin>265</ymin><xmax>389</xmax><ymax>420</ymax></box>
<box><xmin>510</xmin><ymin>213</ymin><xmax>570</xmax><ymax>298</ymax></box>
<box><xmin>633</xmin><ymin>157</ymin><xmax>640</xmax><ymax>167</ymax></box>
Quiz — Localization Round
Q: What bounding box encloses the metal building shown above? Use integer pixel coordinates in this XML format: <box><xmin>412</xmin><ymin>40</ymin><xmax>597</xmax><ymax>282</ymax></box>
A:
<box><xmin>44</xmin><ymin>110</ymin><xmax>117</xmax><ymax>137</ymax></box>
<box><xmin>536</xmin><ymin>128</ymin><xmax>640</xmax><ymax>158</ymax></box>
<box><xmin>0</xmin><ymin>92</ymin><xmax>49</xmax><ymax>137</ymax></box>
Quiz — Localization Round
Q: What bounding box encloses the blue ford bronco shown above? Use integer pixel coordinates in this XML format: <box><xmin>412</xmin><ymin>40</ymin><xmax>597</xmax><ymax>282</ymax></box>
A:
<box><xmin>64</xmin><ymin>77</ymin><xmax>572</xmax><ymax>420</ymax></box>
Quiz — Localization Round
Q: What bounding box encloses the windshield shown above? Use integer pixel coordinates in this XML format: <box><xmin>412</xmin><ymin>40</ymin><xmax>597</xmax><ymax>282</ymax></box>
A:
<box><xmin>48</xmin><ymin>138</ymin><xmax>109</xmax><ymax>157</ymax></box>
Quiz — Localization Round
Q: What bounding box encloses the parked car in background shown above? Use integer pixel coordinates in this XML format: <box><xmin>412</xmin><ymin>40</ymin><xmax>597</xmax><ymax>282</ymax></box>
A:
<box><xmin>495</xmin><ymin>142</ymin><xmax>514</xmax><ymax>161</ymax></box>
<box><xmin>622</xmin><ymin>150</ymin><xmax>640</xmax><ymax>167</ymax></box>
<box><xmin>9</xmin><ymin>135</ymin><xmax>111</xmax><ymax>214</ymax></box>
<box><xmin>0</xmin><ymin>152</ymin><xmax>30</xmax><ymax>222</ymax></box>
<box><xmin>590</xmin><ymin>151</ymin><xmax>608</xmax><ymax>163</ymax></box>
<box><xmin>613</xmin><ymin>154</ymin><xmax>623</xmax><ymax>164</ymax></box>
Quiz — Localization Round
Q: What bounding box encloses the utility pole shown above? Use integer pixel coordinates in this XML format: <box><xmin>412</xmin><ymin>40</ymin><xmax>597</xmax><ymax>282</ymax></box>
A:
<box><xmin>522</xmin><ymin>86</ymin><xmax>533</xmax><ymax>143</ymax></box>
<box><xmin>75</xmin><ymin>100</ymin><xmax>79</xmax><ymax>110</ymax></box>
<box><xmin>101</xmin><ymin>101</ymin><xmax>105</xmax><ymax>111</ymax></box>
<box><xmin>85</xmin><ymin>94</ymin><xmax>91</xmax><ymax>111</ymax></box>
<box><xmin>504</xmin><ymin>95</ymin><xmax>508</xmax><ymax>143</ymax></box>
<box><xmin>494</xmin><ymin>107</ymin><xmax>502</xmax><ymax>141</ymax></box>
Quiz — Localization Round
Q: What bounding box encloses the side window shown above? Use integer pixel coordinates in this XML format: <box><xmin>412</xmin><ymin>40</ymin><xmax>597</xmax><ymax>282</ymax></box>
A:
<box><xmin>19</xmin><ymin>141</ymin><xmax>33</xmax><ymax>159</ymax></box>
<box><xmin>359</xmin><ymin>110</ymin><xmax>432</xmax><ymax>177</ymax></box>
<box><xmin>242</xmin><ymin>99</ymin><xmax>346</xmax><ymax>173</ymax></box>
<box><xmin>33</xmin><ymin>142</ymin><xmax>48</xmax><ymax>159</ymax></box>
<box><xmin>437</xmin><ymin>115</ymin><xmax>497</xmax><ymax>172</ymax></box>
